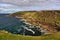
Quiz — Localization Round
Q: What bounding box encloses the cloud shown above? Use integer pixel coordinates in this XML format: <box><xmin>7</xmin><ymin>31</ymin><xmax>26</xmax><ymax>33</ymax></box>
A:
<box><xmin>0</xmin><ymin>3</ymin><xmax>21</xmax><ymax>13</ymax></box>
<box><xmin>0</xmin><ymin>0</ymin><xmax>60</xmax><ymax>12</ymax></box>
<box><xmin>0</xmin><ymin>0</ymin><xmax>60</xmax><ymax>6</ymax></box>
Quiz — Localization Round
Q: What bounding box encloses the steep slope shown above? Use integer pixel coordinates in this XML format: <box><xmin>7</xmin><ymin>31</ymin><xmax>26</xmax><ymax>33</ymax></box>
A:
<box><xmin>0</xmin><ymin>14</ymin><xmax>44</xmax><ymax>36</ymax></box>
<box><xmin>11</xmin><ymin>10</ymin><xmax>60</xmax><ymax>34</ymax></box>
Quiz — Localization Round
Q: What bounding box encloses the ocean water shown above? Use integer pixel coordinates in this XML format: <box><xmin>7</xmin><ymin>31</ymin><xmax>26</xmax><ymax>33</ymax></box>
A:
<box><xmin>0</xmin><ymin>14</ymin><xmax>42</xmax><ymax>36</ymax></box>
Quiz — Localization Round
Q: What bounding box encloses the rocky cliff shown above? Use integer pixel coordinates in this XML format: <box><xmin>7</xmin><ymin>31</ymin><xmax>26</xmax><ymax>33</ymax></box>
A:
<box><xmin>11</xmin><ymin>10</ymin><xmax>60</xmax><ymax>34</ymax></box>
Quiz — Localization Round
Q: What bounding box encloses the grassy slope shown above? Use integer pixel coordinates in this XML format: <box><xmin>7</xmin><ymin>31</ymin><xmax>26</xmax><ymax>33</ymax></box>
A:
<box><xmin>0</xmin><ymin>10</ymin><xmax>60</xmax><ymax>40</ymax></box>
<box><xmin>0</xmin><ymin>30</ymin><xmax>41</xmax><ymax>40</ymax></box>
<box><xmin>11</xmin><ymin>10</ymin><xmax>60</xmax><ymax>33</ymax></box>
<box><xmin>12</xmin><ymin>10</ymin><xmax>60</xmax><ymax>22</ymax></box>
<box><xmin>11</xmin><ymin>10</ymin><xmax>60</xmax><ymax>25</ymax></box>
<box><xmin>0</xmin><ymin>30</ymin><xmax>60</xmax><ymax>40</ymax></box>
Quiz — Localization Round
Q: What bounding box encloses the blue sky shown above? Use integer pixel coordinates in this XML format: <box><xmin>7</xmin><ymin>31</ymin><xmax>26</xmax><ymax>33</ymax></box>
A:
<box><xmin>0</xmin><ymin>0</ymin><xmax>60</xmax><ymax>13</ymax></box>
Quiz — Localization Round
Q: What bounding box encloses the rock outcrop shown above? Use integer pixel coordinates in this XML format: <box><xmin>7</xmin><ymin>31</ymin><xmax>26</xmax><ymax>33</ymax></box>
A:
<box><xmin>0</xmin><ymin>14</ymin><xmax>47</xmax><ymax>36</ymax></box>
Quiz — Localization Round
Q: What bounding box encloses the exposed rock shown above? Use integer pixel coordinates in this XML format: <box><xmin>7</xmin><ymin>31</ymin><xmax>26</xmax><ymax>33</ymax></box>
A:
<box><xmin>0</xmin><ymin>14</ymin><xmax>46</xmax><ymax>36</ymax></box>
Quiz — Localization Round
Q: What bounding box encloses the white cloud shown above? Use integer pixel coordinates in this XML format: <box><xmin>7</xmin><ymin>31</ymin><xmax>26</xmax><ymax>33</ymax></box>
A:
<box><xmin>0</xmin><ymin>0</ymin><xmax>60</xmax><ymax>6</ymax></box>
<box><xmin>0</xmin><ymin>0</ymin><xmax>60</xmax><ymax>7</ymax></box>
<box><xmin>0</xmin><ymin>3</ymin><xmax>21</xmax><ymax>13</ymax></box>
<box><xmin>0</xmin><ymin>0</ymin><xmax>60</xmax><ymax>13</ymax></box>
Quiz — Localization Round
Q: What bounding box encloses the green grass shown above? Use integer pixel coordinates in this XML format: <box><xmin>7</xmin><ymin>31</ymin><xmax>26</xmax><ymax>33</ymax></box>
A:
<box><xmin>0</xmin><ymin>30</ymin><xmax>60</xmax><ymax>40</ymax></box>
<box><xmin>0</xmin><ymin>30</ymin><xmax>41</xmax><ymax>40</ymax></box>
<box><xmin>41</xmin><ymin>33</ymin><xmax>60</xmax><ymax>40</ymax></box>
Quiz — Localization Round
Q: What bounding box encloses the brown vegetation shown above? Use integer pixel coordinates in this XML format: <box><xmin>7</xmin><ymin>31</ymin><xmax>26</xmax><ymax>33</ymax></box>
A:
<box><xmin>11</xmin><ymin>10</ymin><xmax>60</xmax><ymax>34</ymax></box>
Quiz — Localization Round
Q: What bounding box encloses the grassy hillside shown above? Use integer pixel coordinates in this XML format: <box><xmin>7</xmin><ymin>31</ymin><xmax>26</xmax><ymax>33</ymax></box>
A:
<box><xmin>11</xmin><ymin>10</ymin><xmax>60</xmax><ymax>24</ymax></box>
<box><xmin>0</xmin><ymin>10</ymin><xmax>60</xmax><ymax>40</ymax></box>
<box><xmin>0</xmin><ymin>30</ymin><xmax>41</xmax><ymax>40</ymax></box>
<box><xmin>11</xmin><ymin>10</ymin><xmax>60</xmax><ymax>33</ymax></box>
<box><xmin>0</xmin><ymin>30</ymin><xmax>60</xmax><ymax>40</ymax></box>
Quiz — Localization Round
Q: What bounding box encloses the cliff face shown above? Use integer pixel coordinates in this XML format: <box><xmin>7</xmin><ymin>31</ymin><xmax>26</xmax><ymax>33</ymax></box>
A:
<box><xmin>0</xmin><ymin>14</ymin><xmax>43</xmax><ymax>36</ymax></box>
<box><xmin>11</xmin><ymin>10</ymin><xmax>60</xmax><ymax>34</ymax></box>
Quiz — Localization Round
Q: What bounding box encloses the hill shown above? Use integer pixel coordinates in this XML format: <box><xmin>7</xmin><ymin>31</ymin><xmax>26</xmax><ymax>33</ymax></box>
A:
<box><xmin>11</xmin><ymin>10</ymin><xmax>60</xmax><ymax>34</ymax></box>
<box><xmin>0</xmin><ymin>30</ymin><xmax>60</xmax><ymax>40</ymax></box>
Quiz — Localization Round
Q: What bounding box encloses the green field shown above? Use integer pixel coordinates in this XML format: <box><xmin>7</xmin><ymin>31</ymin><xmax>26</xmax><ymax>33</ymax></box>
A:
<box><xmin>0</xmin><ymin>30</ymin><xmax>60</xmax><ymax>40</ymax></box>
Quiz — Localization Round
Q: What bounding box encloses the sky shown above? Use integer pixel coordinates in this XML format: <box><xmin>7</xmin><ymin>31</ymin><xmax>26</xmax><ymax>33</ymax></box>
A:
<box><xmin>0</xmin><ymin>0</ymin><xmax>60</xmax><ymax>6</ymax></box>
<box><xmin>0</xmin><ymin>0</ymin><xmax>60</xmax><ymax>13</ymax></box>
